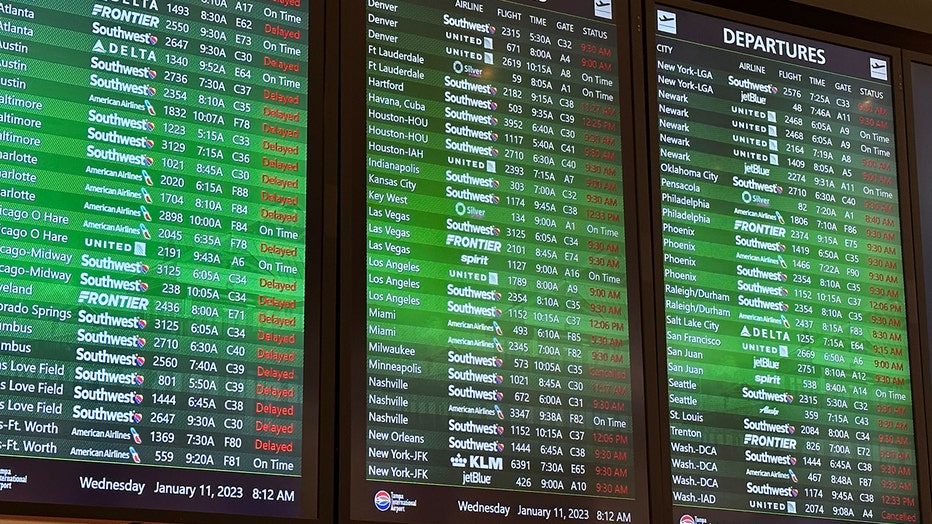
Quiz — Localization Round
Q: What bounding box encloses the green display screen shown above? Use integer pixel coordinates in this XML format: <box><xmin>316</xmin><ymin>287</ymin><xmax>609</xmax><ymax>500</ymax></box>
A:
<box><xmin>655</xmin><ymin>6</ymin><xmax>920</xmax><ymax>524</ymax></box>
<box><xmin>359</xmin><ymin>0</ymin><xmax>647</xmax><ymax>521</ymax></box>
<box><xmin>0</xmin><ymin>0</ymin><xmax>315</xmax><ymax>519</ymax></box>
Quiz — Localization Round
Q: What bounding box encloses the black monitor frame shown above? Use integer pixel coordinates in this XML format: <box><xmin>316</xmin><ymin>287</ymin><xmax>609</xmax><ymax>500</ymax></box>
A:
<box><xmin>0</xmin><ymin>0</ymin><xmax>332</xmax><ymax>522</ymax></box>
<box><xmin>337</xmin><ymin>0</ymin><xmax>655</xmax><ymax>522</ymax></box>
<box><xmin>642</xmin><ymin>1</ymin><xmax>932</xmax><ymax>522</ymax></box>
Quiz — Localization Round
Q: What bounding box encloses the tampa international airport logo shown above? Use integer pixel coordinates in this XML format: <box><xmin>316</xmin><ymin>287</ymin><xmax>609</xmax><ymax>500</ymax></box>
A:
<box><xmin>374</xmin><ymin>489</ymin><xmax>418</xmax><ymax>513</ymax></box>
<box><xmin>374</xmin><ymin>490</ymin><xmax>392</xmax><ymax>511</ymax></box>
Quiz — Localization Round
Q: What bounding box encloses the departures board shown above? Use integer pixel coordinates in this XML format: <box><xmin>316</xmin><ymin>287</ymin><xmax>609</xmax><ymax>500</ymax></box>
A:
<box><xmin>653</xmin><ymin>5</ymin><xmax>923</xmax><ymax>524</ymax></box>
<box><xmin>0</xmin><ymin>0</ymin><xmax>320</xmax><ymax>522</ymax></box>
<box><xmin>352</xmin><ymin>0</ymin><xmax>649</xmax><ymax>522</ymax></box>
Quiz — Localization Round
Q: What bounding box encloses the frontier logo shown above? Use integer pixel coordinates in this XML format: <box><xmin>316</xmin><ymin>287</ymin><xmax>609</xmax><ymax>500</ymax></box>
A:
<box><xmin>78</xmin><ymin>290</ymin><xmax>148</xmax><ymax>311</ymax></box>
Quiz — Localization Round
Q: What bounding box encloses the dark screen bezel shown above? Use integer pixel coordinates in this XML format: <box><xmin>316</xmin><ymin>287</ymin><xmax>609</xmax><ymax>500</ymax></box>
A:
<box><xmin>338</xmin><ymin>0</ymin><xmax>653</xmax><ymax>522</ymax></box>
<box><xmin>643</xmin><ymin>1</ymin><xmax>932</xmax><ymax>523</ymax></box>
<box><xmin>900</xmin><ymin>49</ymin><xmax>932</xmax><ymax>524</ymax></box>
<box><xmin>0</xmin><ymin>0</ymin><xmax>331</xmax><ymax>522</ymax></box>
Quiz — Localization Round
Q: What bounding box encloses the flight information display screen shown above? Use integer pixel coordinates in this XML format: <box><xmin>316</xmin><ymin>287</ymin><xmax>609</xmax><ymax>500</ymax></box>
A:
<box><xmin>0</xmin><ymin>0</ymin><xmax>316</xmax><ymax>520</ymax></box>
<box><xmin>654</xmin><ymin>6</ymin><xmax>920</xmax><ymax>524</ymax></box>
<box><xmin>357</xmin><ymin>0</ymin><xmax>647</xmax><ymax>521</ymax></box>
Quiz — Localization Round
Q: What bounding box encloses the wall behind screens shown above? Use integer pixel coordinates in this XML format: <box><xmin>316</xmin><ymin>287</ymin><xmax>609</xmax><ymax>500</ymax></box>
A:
<box><xmin>0</xmin><ymin>1</ymin><xmax>327</xmax><ymax>523</ymax></box>
<box><xmin>907</xmin><ymin>58</ymin><xmax>932</xmax><ymax>397</ymax></box>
